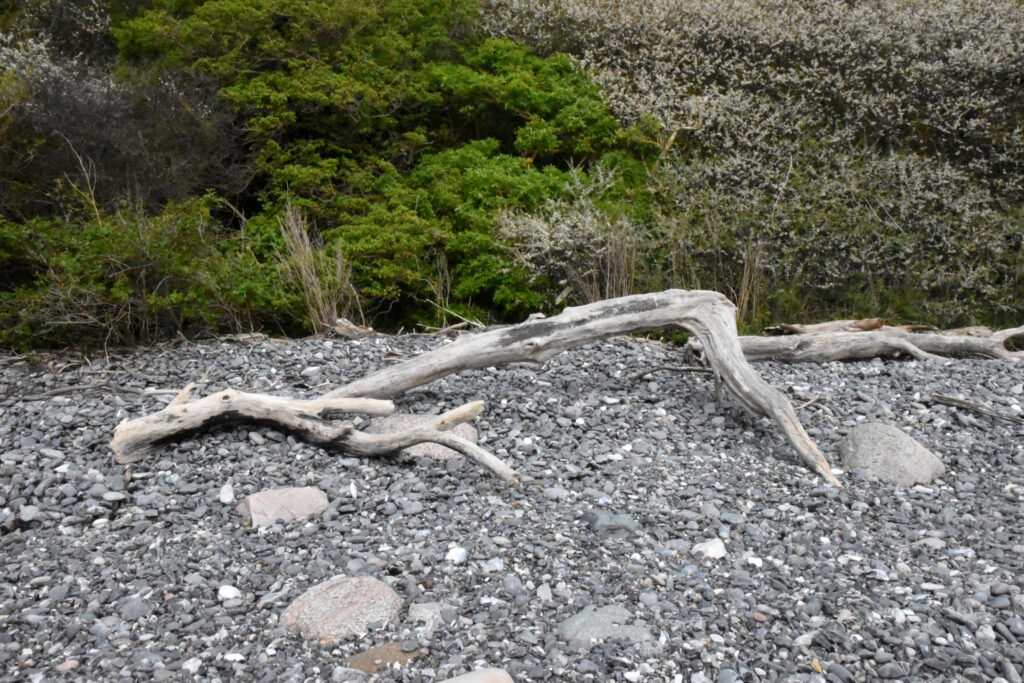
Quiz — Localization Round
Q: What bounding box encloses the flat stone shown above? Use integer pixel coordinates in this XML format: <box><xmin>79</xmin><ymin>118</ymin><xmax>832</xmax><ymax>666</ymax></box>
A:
<box><xmin>118</xmin><ymin>596</ymin><xmax>153</xmax><ymax>621</ymax></box>
<box><xmin>181</xmin><ymin>658</ymin><xmax>202</xmax><ymax>674</ymax></box>
<box><xmin>345</xmin><ymin>642</ymin><xmax>421</xmax><ymax>674</ymax></box>
<box><xmin>692</xmin><ymin>538</ymin><xmax>727</xmax><ymax>560</ymax></box>
<box><xmin>557</xmin><ymin>604</ymin><xmax>653</xmax><ymax>650</ymax></box>
<box><xmin>365</xmin><ymin>414</ymin><xmax>478</xmax><ymax>459</ymax></box>
<box><xmin>236</xmin><ymin>487</ymin><xmax>328</xmax><ymax>528</ymax></box>
<box><xmin>281</xmin><ymin>575</ymin><xmax>402</xmax><ymax>645</ymax></box>
<box><xmin>437</xmin><ymin>669</ymin><xmax>515</xmax><ymax>683</ymax></box>
<box><xmin>582</xmin><ymin>509</ymin><xmax>640</xmax><ymax>539</ymax></box>
<box><xmin>839</xmin><ymin>423</ymin><xmax>944</xmax><ymax>485</ymax></box>
<box><xmin>408</xmin><ymin>601</ymin><xmax>446</xmax><ymax>635</ymax></box>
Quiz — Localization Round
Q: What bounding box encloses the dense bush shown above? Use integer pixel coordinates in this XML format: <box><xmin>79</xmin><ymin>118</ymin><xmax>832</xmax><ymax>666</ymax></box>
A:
<box><xmin>0</xmin><ymin>195</ymin><xmax>299</xmax><ymax>348</ymax></box>
<box><xmin>483</xmin><ymin>0</ymin><xmax>1024</xmax><ymax>327</ymax></box>
<box><xmin>1</xmin><ymin>0</ymin><xmax>648</xmax><ymax>347</ymax></box>
<box><xmin>2</xmin><ymin>0</ymin><xmax>1022</xmax><ymax>349</ymax></box>
<box><xmin>112</xmin><ymin>0</ymin><xmax>644</xmax><ymax>326</ymax></box>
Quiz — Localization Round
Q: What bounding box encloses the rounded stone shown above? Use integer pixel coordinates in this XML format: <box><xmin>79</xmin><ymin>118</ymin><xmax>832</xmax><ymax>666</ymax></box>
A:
<box><xmin>280</xmin><ymin>575</ymin><xmax>402</xmax><ymax>645</ymax></box>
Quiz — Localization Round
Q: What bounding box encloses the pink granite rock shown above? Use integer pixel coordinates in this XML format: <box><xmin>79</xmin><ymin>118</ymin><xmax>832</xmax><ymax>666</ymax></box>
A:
<box><xmin>236</xmin><ymin>487</ymin><xmax>328</xmax><ymax>528</ymax></box>
<box><xmin>281</xmin><ymin>575</ymin><xmax>402</xmax><ymax>645</ymax></box>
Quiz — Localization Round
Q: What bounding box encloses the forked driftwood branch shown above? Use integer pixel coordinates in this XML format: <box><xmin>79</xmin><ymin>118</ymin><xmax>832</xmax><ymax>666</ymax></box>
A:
<box><xmin>111</xmin><ymin>387</ymin><xmax>518</xmax><ymax>483</ymax></box>
<box><xmin>325</xmin><ymin>290</ymin><xmax>840</xmax><ymax>485</ymax></box>
<box><xmin>111</xmin><ymin>290</ymin><xmax>842</xmax><ymax>485</ymax></box>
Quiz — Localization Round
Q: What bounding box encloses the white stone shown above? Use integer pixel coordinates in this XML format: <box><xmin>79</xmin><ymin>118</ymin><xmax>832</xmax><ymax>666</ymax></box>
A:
<box><xmin>219</xmin><ymin>482</ymin><xmax>235</xmax><ymax>504</ymax></box>
<box><xmin>300</xmin><ymin>366</ymin><xmax>322</xmax><ymax>377</ymax></box>
<box><xmin>182</xmin><ymin>658</ymin><xmax>202</xmax><ymax>674</ymax></box>
<box><xmin>446</xmin><ymin>547</ymin><xmax>468</xmax><ymax>564</ymax></box>
<box><xmin>224</xmin><ymin>653</ymin><xmax>244</xmax><ymax>662</ymax></box>
<box><xmin>692</xmin><ymin>538</ymin><xmax>727</xmax><ymax>560</ymax></box>
<box><xmin>408</xmin><ymin>602</ymin><xmax>446</xmax><ymax>636</ymax></box>
<box><xmin>218</xmin><ymin>585</ymin><xmax>242</xmax><ymax>601</ymax></box>
<box><xmin>482</xmin><ymin>557</ymin><xmax>504</xmax><ymax>572</ymax></box>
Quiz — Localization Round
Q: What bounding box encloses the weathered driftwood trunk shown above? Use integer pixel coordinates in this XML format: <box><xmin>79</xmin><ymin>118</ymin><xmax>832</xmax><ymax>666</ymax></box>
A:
<box><xmin>111</xmin><ymin>290</ymin><xmax>842</xmax><ymax>485</ymax></box>
<box><xmin>112</xmin><ymin>386</ymin><xmax>519</xmax><ymax>483</ymax></box>
<box><xmin>737</xmin><ymin>324</ymin><xmax>1024</xmax><ymax>363</ymax></box>
<box><xmin>326</xmin><ymin>290</ymin><xmax>840</xmax><ymax>485</ymax></box>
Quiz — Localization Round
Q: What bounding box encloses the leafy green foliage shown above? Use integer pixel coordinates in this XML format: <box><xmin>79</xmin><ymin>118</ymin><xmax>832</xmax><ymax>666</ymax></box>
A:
<box><xmin>112</xmin><ymin>0</ymin><xmax>640</xmax><ymax>327</ymax></box>
<box><xmin>2</xmin><ymin>0</ymin><xmax>646</xmax><ymax>346</ymax></box>
<box><xmin>0</xmin><ymin>196</ymin><xmax>300</xmax><ymax>349</ymax></box>
<box><xmin>4</xmin><ymin>0</ymin><xmax>1021</xmax><ymax>350</ymax></box>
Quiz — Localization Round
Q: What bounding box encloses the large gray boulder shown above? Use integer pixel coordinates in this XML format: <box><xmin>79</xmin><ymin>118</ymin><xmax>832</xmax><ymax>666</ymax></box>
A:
<box><xmin>839</xmin><ymin>423</ymin><xmax>945</xmax><ymax>485</ymax></box>
<box><xmin>281</xmin><ymin>575</ymin><xmax>402</xmax><ymax>644</ymax></box>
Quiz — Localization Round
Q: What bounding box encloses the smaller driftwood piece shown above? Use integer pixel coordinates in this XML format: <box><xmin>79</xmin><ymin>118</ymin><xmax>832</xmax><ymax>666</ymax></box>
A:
<box><xmin>736</xmin><ymin>322</ymin><xmax>1024</xmax><ymax>363</ymax></box>
<box><xmin>111</xmin><ymin>385</ymin><xmax>518</xmax><ymax>483</ymax></box>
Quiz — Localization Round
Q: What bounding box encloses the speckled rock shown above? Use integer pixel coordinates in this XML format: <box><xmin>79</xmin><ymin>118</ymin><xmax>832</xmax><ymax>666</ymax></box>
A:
<box><xmin>281</xmin><ymin>575</ymin><xmax>402</xmax><ymax>644</ymax></box>
<box><xmin>365</xmin><ymin>413</ymin><xmax>477</xmax><ymax>459</ymax></box>
<box><xmin>839</xmin><ymin>422</ymin><xmax>945</xmax><ymax>485</ymax></box>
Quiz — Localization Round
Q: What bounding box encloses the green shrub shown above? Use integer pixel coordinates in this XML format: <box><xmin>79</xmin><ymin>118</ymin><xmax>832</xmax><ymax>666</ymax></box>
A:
<box><xmin>113</xmin><ymin>0</ymin><xmax>645</xmax><ymax>327</ymax></box>
<box><xmin>0</xmin><ymin>195</ymin><xmax>301</xmax><ymax>349</ymax></box>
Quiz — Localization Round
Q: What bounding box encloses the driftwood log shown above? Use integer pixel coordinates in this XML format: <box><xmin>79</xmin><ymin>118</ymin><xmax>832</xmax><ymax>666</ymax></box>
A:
<box><xmin>734</xmin><ymin>322</ymin><xmax>1024</xmax><ymax>363</ymax></box>
<box><xmin>111</xmin><ymin>385</ymin><xmax>518</xmax><ymax>483</ymax></box>
<box><xmin>111</xmin><ymin>290</ymin><xmax>862</xmax><ymax>486</ymax></box>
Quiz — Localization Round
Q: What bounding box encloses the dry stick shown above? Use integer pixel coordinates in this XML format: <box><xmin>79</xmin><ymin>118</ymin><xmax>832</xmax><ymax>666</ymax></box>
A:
<box><xmin>111</xmin><ymin>390</ymin><xmax>394</xmax><ymax>464</ymax></box>
<box><xmin>17</xmin><ymin>380</ymin><xmax>110</xmax><ymax>401</ymax></box>
<box><xmin>795</xmin><ymin>396</ymin><xmax>820</xmax><ymax>411</ymax></box>
<box><xmin>931</xmin><ymin>394</ymin><xmax>1024</xmax><ymax>425</ymax></box>
<box><xmin>629</xmin><ymin>365</ymin><xmax>715</xmax><ymax>382</ymax></box>
<box><xmin>327</xmin><ymin>290</ymin><xmax>841</xmax><ymax>486</ymax></box>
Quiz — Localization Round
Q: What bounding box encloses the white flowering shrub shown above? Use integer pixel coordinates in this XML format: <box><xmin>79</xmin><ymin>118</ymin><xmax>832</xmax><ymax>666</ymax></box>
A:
<box><xmin>483</xmin><ymin>0</ymin><xmax>1024</xmax><ymax>325</ymax></box>
<box><xmin>497</xmin><ymin>170</ymin><xmax>643</xmax><ymax>304</ymax></box>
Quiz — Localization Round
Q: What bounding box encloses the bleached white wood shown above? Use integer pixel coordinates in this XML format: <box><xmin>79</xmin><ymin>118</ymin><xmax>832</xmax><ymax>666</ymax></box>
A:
<box><xmin>110</xmin><ymin>390</ymin><xmax>517</xmax><ymax>482</ymax></box>
<box><xmin>327</xmin><ymin>290</ymin><xmax>841</xmax><ymax>485</ymax></box>
<box><xmin>738</xmin><ymin>325</ymin><xmax>1024</xmax><ymax>362</ymax></box>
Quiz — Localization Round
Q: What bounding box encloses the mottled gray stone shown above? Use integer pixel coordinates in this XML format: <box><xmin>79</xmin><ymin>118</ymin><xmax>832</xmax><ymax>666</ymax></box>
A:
<box><xmin>281</xmin><ymin>575</ymin><xmax>402</xmax><ymax>644</ymax></box>
<box><xmin>365</xmin><ymin>413</ymin><xmax>477</xmax><ymax>459</ymax></box>
<box><xmin>557</xmin><ymin>605</ymin><xmax>653</xmax><ymax>650</ymax></box>
<box><xmin>839</xmin><ymin>423</ymin><xmax>945</xmax><ymax>485</ymax></box>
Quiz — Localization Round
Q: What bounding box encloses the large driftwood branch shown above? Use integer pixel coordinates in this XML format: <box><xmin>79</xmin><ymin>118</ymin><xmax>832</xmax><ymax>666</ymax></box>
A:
<box><xmin>736</xmin><ymin>324</ymin><xmax>1024</xmax><ymax>363</ymax></box>
<box><xmin>111</xmin><ymin>387</ymin><xmax>519</xmax><ymax>483</ymax></box>
<box><xmin>326</xmin><ymin>290</ymin><xmax>841</xmax><ymax>486</ymax></box>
